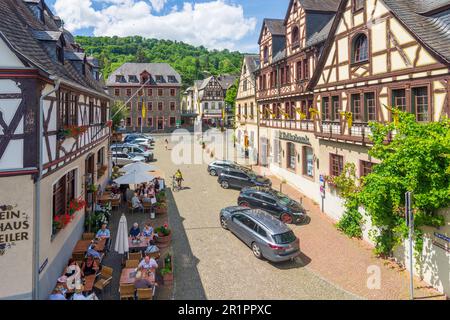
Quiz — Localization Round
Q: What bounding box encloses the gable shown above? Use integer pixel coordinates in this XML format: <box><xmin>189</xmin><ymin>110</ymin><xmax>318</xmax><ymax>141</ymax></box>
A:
<box><xmin>0</xmin><ymin>37</ymin><xmax>25</xmax><ymax>67</ymax></box>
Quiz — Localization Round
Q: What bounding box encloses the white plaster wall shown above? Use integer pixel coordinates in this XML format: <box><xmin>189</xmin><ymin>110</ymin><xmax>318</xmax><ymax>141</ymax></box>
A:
<box><xmin>0</xmin><ymin>38</ymin><xmax>25</xmax><ymax>67</ymax></box>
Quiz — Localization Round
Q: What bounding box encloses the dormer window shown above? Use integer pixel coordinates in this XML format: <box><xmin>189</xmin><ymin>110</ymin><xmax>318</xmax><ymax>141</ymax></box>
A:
<box><xmin>168</xmin><ymin>75</ymin><xmax>177</xmax><ymax>83</ymax></box>
<box><xmin>128</xmin><ymin>75</ymin><xmax>138</xmax><ymax>83</ymax></box>
<box><xmin>291</xmin><ymin>26</ymin><xmax>300</xmax><ymax>49</ymax></box>
<box><xmin>352</xmin><ymin>33</ymin><xmax>369</xmax><ymax>63</ymax></box>
<box><xmin>56</xmin><ymin>45</ymin><xmax>64</xmax><ymax>63</ymax></box>
<box><xmin>353</xmin><ymin>0</ymin><xmax>364</xmax><ymax>12</ymax></box>
<box><xmin>116</xmin><ymin>75</ymin><xmax>126</xmax><ymax>83</ymax></box>
<box><xmin>156</xmin><ymin>75</ymin><xmax>164</xmax><ymax>83</ymax></box>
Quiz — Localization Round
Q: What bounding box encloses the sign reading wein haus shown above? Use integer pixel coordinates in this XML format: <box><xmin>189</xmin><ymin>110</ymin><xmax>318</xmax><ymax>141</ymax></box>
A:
<box><xmin>0</xmin><ymin>204</ymin><xmax>30</xmax><ymax>255</ymax></box>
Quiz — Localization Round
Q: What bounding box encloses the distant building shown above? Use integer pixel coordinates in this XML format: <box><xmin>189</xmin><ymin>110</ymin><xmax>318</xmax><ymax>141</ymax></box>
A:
<box><xmin>0</xmin><ymin>0</ymin><xmax>111</xmax><ymax>299</ymax></box>
<box><xmin>235</xmin><ymin>55</ymin><xmax>260</xmax><ymax>163</ymax></box>
<box><xmin>191</xmin><ymin>75</ymin><xmax>238</xmax><ymax>126</ymax></box>
<box><xmin>107</xmin><ymin>63</ymin><xmax>182</xmax><ymax>132</ymax></box>
<box><xmin>181</xmin><ymin>86</ymin><xmax>198</xmax><ymax>127</ymax></box>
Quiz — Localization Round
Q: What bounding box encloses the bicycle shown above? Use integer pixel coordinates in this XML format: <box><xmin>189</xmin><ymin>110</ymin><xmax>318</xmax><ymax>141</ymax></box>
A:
<box><xmin>172</xmin><ymin>176</ymin><xmax>181</xmax><ymax>192</ymax></box>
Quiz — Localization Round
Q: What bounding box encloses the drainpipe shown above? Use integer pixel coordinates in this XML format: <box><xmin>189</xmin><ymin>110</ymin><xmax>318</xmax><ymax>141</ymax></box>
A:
<box><xmin>33</xmin><ymin>76</ymin><xmax>61</xmax><ymax>300</ymax></box>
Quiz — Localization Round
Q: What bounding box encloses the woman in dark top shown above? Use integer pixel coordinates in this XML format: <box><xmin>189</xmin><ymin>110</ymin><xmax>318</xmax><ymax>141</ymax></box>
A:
<box><xmin>129</xmin><ymin>223</ymin><xmax>141</xmax><ymax>238</ymax></box>
<box><xmin>81</xmin><ymin>257</ymin><xmax>100</xmax><ymax>277</ymax></box>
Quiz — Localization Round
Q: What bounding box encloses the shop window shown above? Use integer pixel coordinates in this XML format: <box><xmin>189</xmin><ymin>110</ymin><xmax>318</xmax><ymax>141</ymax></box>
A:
<box><xmin>303</xmin><ymin>146</ymin><xmax>314</xmax><ymax>177</ymax></box>
<box><xmin>287</xmin><ymin>142</ymin><xmax>296</xmax><ymax>170</ymax></box>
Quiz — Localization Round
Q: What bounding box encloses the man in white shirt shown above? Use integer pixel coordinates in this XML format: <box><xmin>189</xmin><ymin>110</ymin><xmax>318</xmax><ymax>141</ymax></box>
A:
<box><xmin>138</xmin><ymin>255</ymin><xmax>158</xmax><ymax>270</ymax></box>
<box><xmin>131</xmin><ymin>192</ymin><xmax>144</xmax><ymax>212</ymax></box>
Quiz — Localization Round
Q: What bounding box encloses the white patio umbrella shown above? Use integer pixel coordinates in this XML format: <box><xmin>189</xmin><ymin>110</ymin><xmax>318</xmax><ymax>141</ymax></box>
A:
<box><xmin>113</xmin><ymin>171</ymin><xmax>156</xmax><ymax>185</ymax></box>
<box><xmin>114</xmin><ymin>214</ymin><xmax>129</xmax><ymax>255</ymax></box>
<box><xmin>121</xmin><ymin>162</ymin><xmax>158</xmax><ymax>173</ymax></box>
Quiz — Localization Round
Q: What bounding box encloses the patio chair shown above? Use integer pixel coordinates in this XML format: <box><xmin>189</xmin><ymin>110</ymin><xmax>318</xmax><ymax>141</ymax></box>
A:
<box><xmin>136</xmin><ymin>287</ymin><xmax>154</xmax><ymax>300</ymax></box>
<box><xmin>128</xmin><ymin>252</ymin><xmax>142</xmax><ymax>261</ymax></box>
<box><xmin>111</xmin><ymin>197</ymin><xmax>121</xmax><ymax>210</ymax></box>
<box><xmin>82</xmin><ymin>233</ymin><xmax>95</xmax><ymax>240</ymax></box>
<box><xmin>143</xmin><ymin>202</ymin><xmax>152</xmax><ymax>213</ymax></box>
<box><xmin>93</xmin><ymin>266</ymin><xmax>113</xmax><ymax>296</ymax></box>
<box><xmin>125</xmin><ymin>260</ymin><xmax>139</xmax><ymax>268</ymax></box>
<box><xmin>127</xmin><ymin>201</ymin><xmax>135</xmax><ymax>214</ymax></box>
<box><xmin>119</xmin><ymin>284</ymin><xmax>136</xmax><ymax>300</ymax></box>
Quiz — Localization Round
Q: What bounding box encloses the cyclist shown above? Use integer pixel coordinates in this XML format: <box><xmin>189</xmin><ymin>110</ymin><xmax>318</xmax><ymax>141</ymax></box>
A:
<box><xmin>174</xmin><ymin>169</ymin><xmax>183</xmax><ymax>189</ymax></box>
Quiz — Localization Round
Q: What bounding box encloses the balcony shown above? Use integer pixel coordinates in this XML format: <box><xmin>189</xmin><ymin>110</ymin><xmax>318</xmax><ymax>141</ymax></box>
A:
<box><xmin>316</xmin><ymin>121</ymin><xmax>373</xmax><ymax>145</ymax></box>
<box><xmin>260</xmin><ymin>118</ymin><xmax>315</xmax><ymax>132</ymax></box>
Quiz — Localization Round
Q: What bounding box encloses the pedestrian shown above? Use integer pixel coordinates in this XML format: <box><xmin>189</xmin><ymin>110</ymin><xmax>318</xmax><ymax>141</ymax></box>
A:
<box><xmin>165</xmin><ymin>139</ymin><xmax>169</xmax><ymax>150</ymax></box>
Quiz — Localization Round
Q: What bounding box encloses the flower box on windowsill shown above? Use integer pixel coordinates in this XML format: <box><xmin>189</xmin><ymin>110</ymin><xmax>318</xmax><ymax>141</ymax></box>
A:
<box><xmin>58</xmin><ymin>125</ymin><xmax>88</xmax><ymax>140</ymax></box>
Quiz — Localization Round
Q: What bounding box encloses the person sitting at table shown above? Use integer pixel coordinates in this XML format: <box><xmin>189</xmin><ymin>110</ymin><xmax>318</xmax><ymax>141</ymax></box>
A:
<box><xmin>96</xmin><ymin>223</ymin><xmax>111</xmax><ymax>250</ymax></box>
<box><xmin>49</xmin><ymin>286</ymin><xmax>66</xmax><ymax>300</ymax></box>
<box><xmin>81</xmin><ymin>256</ymin><xmax>100</xmax><ymax>277</ymax></box>
<box><xmin>87</xmin><ymin>244</ymin><xmax>102</xmax><ymax>260</ymax></box>
<box><xmin>129</xmin><ymin>222</ymin><xmax>141</xmax><ymax>238</ymax></box>
<box><xmin>72</xmin><ymin>284</ymin><xmax>97</xmax><ymax>300</ymax></box>
<box><xmin>138</xmin><ymin>255</ymin><xmax>158</xmax><ymax>270</ymax></box>
<box><xmin>142</xmin><ymin>224</ymin><xmax>154</xmax><ymax>239</ymax></box>
<box><xmin>131</xmin><ymin>192</ymin><xmax>144</xmax><ymax>212</ymax></box>
<box><xmin>64</xmin><ymin>259</ymin><xmax>79</xmax><ymax>278</ymax></box>
<box><xmin>134</xmin><ymin>271</ymin><xmax>154</xmax><ymax>289</ymax></box>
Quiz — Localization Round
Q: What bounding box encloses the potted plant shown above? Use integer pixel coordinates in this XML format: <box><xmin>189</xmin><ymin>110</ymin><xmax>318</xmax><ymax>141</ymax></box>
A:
<box><xmin>155</xmin><ymin>223</ymin><xmax>171</xmax><ymax>248</ymax></box>
<box><xmin>161</xmin><ymin>253</ymin><xmax>174</xmax><ymax>284</ymax></box>
<box><xmin>156</xmin><ymin>191</ymin><xmax>166</xmax><ymax>203</ymax></box>
<box><xmin>155</xmin><ymin>201</ymin><xmax>168</xmax><ymax>215</ymax></box>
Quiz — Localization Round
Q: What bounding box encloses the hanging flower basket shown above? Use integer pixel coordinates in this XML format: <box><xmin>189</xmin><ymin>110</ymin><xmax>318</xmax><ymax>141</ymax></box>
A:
<box><xmin>60</xmin><ymin>125</ymin><xmax>88</xmax><ymax>139</ymax></box>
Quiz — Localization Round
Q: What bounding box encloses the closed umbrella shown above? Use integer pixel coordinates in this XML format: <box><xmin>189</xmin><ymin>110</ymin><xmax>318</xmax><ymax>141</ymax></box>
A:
<box><xmin>113</xmin><ymin>171</ymin><xmax>156</xmax><ymax>185</ymax></box>
<box><xmin>121</xmin><ymin>162</ymin><xmax>157</xmax><ymax>173</ymax></box>
<box><xmin>114</xmin><ymin>214</ymin><xmax>129</xmax><ymax>255</ymax></box>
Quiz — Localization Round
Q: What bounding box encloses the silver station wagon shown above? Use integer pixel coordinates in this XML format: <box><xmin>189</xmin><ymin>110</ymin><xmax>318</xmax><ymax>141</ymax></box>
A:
<box><xmin>220</xmin><ymin>206</ymin><xmax>301</xmax><ymax>262</ymax></box>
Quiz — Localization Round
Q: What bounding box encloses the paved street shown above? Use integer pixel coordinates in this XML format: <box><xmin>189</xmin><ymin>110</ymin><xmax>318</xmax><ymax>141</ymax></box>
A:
<box><xmin>152</xmin><ymin>134</ymin><xmax>357</xmax><ymax>300</ymax></box>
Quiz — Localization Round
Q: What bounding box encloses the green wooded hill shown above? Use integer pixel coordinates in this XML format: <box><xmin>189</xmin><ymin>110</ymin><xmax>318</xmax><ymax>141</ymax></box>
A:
<box><xmin>75</xmin><ymin>36</ymin><xmax>245</xmax><ymax>87</ymax></box>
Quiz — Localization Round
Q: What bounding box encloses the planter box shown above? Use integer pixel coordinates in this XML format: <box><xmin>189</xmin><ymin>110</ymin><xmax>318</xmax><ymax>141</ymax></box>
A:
<box><xmin>156</xmin><ymin>232</ymin><xmax>172</xmax><ymax>248</ymax></box>
<box><xmin>155</xmin><ymin>207</ymin><xmax>168</xmax><ymax>215</ymax></box>
<box><xmin>163</xmin><ymin>255</ymin><xmax>174</xmax><ymax>285</ymax></box>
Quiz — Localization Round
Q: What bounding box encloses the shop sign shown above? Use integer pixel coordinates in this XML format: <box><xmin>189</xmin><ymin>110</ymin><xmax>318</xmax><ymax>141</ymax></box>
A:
<box><xmin>278</xmin><ymin>132</ymin><xmax>311</xmax><ymax>145</ymax></box>
<box><xmin>0</xmin><ymin>204</ymin><xmax>31</xmax><ymax>256</ymax></box>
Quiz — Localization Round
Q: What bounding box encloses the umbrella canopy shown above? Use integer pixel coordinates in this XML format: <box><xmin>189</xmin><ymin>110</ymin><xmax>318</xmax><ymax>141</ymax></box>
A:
<box><xmin>114</xmin><ymin>214</ymin><xmax>129</xmax><ymax>255</ymax></box>
<box><xmin>113</xmin><ymin>171</ymin><xmax>156</xmax><ymax>185</ymax></box>
<box><xmin>121</xmin><ymin>162</ymin><xmax>158</xmax><ymax>173</ymax></box>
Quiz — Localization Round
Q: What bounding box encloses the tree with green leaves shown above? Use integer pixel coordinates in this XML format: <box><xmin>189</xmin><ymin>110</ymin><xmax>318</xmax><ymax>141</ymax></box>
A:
<box><xmin>110</xmin><ymin>101</ymin><xmax>129</xmax><ymax>131</ymax></box>
<box><xmin>334</xmin><ymin>110</ymin><xmax>449</xmax><ymax>257</ymax></box>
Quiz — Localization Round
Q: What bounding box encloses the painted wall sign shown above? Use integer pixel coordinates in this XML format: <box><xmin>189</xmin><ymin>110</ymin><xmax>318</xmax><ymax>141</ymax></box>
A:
<box><xmin>278</xmin><ymin>132</ymin><xmax>312</xmax><ymax>145</ymax></box>
<box><xmin>0</xmin><ymin>204</ymin><xmax>31</xmax><ymax>256</ymax></box>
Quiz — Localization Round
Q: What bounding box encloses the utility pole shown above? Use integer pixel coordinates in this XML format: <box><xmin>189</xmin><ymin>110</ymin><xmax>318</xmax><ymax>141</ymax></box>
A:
<box><xmin>405</xmin><ymin>191</ymin><xmax>414</xmax><ymax>300</ymax></box>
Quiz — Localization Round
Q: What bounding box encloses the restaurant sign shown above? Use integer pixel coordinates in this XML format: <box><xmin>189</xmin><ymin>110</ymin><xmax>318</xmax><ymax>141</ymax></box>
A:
<box><xmin>0</xmin><ymin>204</ymin><xmax>30</xmax><ymax>256</ymax></box>
<box><xmin>278</xmin><ymin>132</ymin><xmax>311</xmax><ymax>145</ymax></box>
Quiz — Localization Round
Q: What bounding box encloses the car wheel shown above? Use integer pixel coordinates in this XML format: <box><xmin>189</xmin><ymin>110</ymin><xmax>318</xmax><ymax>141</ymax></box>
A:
<box><xmin>221</xmin><ymin>181</ymin><xmax>230</xmax><ymax>189</ymax></box>
<box><xmin>281</xmin><ymin>213</ymin><xmax>294</xmax><ymax>224</ymax></box>
<box><xmin>210</xmin><ymin>169</ymin><xmax>217</xmax><ymax>176</ymax></box>
<box><xmin>252</xmin><ymin>242</ymin><xmax>263</xmax><ymax>259</ymax></box>
<box><xmin>238</xmin><ymin>201</ymin><xmax>250</xmax><ymax>208</ymax></box>
<box><xmin>220</xmin><ymin>216</ymin><xmax>228</xmax><ymax>230</ymax></box>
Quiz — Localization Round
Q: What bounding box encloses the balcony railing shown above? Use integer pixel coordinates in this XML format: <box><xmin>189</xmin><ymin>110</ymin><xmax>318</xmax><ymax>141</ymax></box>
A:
<box><xmin>260</xmin><ymin>119</ymin><xmax>315</xmax><ymax>131</ymax></box>
<box><xmin>316</xmin><ymin>121</ymin><xmax>373</xmax><ymax>145</ymax></box>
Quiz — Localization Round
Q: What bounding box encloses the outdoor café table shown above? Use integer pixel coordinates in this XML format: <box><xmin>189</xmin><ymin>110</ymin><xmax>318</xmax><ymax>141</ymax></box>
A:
<box><xmin>73</xmin><ymin>238</ymin><xmax>107</xmax><ymax>254</ymax></box>
<box><xmin>128</xmin><ymin>237</ymin><xmax>152</xmax><ymax>251</ymax></box>
<box><xmin>98</xmin><ymin>193</ymin><xmax>119</xmax><ymax>204</ymax></box>
<box><xmin>120</xmin><ymin>268</ymin><xmax>155</xmax><ymax>285</ymax></box>
<box><xmin>62</xmin><ymin>275</ymin><xmax>96</xmax><ymax>294</ymax></box>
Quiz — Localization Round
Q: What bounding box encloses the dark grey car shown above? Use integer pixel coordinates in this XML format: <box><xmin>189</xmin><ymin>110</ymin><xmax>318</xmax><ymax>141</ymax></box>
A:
<box><xmin>218</xmin><ymin>167</ymin><xmax>272</xmax><ymax>190</ymax></box>
<box><xmin>207</xmin><ymin>160</ymin><xmax>238</xmax><ymax>176</ymax></box>
<box><xmin>220</xmin><ymin>206</ymin><xmax>300</xmax><ymax>262</ymax></box>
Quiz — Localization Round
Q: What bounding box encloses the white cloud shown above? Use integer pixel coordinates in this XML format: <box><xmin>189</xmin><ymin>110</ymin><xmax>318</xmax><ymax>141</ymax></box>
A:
<box><xmin>53</xmin><ymin>0</ymin><xmax>257</xmax><ymax>51</ymax></box>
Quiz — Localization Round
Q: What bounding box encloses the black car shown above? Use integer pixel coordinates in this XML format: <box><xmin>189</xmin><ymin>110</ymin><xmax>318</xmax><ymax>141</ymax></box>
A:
<box><xmin>207</xmin><ymin>160</ymin><xmax>238</xmax><ymax>176</ymax></box>
<box><xmin>237</xmin><ymin>187</ymin><xmax>307</xmax><ymax>224</ymax></box>
<box><xmin>218</xmin><ymin>167</ymin><xmax>272</xmax><ymax>190</ymax></box>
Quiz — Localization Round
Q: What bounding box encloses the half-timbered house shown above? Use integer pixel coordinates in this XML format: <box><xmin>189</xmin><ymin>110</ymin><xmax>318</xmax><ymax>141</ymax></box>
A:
<box><xmin>0</xmin><ymin>0</ymin><xmax>111</xmax><ymax>299</ymax></box>
<box><xmin>236</xmin><ymin>55</ymin><xmax>260</xmax><ymax>163</ymax></box>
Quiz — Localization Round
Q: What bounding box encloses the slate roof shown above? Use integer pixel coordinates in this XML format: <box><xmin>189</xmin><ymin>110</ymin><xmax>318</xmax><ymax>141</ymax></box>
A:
<box><xmin>306</xmin><ymin>16</ymin><xmax>335</xmax><ymax>47</ymax></box>
<box><xmin>244</xmin><ymin>55</ymin><xmax>260</xmax><ymax>75</ymax></box>
<box><xmin>383</xmin><ymin>0</ymin><xmax>450</xmax><ymax>63</ymax></box>
<box><xmin>106</xmin><ymin>63</ymin><xmax>182</xmax><ymax>86</ymax></box>
<box><xmin>217</xmin><ymin>75</ymin><xmax>238</xmax><ymax>89</ymax></box>
<box><xmin>258</xmin><ymin>19</ymin><xmax>286</xmax><ymax>44</ymax></box>
<box><xmin>0</xmin><ymin>0</ymin><xmax>109</xmax><ymax>97</ymax></box>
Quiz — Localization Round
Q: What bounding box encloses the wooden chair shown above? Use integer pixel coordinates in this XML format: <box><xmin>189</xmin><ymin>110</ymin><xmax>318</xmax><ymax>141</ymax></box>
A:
<box><xmin>82</xmin><ymin>233</ymin><xmax>95</xmax><ymax>240</ymax></box>
<box><xmin>111</xmin><ymin>197</ymin><xmax>121</xmax><ymax>210</ymax></box>
<box><xmin>128</xmin><ymin>252</ymin><xmax>142</xmax><ymax>261</ymax></box>
<box><xmin>119</xmin><ymin>284</ymin><xmax>136</xmax><ymax>300</ymax></box>
<box><xmin>127</xmin><ymin>201</ymin><xmax>135</xmax><ymax>214</ymax></box>
<box><xmin>136</xmin><ymin>288</ymin><xmax>154</xmax><ymax>300</ymax></box>
<box><xmin>93</xmin><ymin>266</ymin><xmax>113</xmax><ymax>296</ymax></box>
<box><xmin>125</xmin><ymin>260</ymin><xmax>139</xmax><ymax>268</ymax></box>
<box><xmin>143</xmin><ymin>201</ymin><xmax>153</xmax><ymax>213</ymax></box>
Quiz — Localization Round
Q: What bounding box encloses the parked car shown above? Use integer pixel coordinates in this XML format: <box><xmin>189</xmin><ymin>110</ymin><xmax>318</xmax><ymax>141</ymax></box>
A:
<box><xmin>110</xmin><ymin>144</ymin><xmax>154</xmax><ymax>162</ymax></box>
<box><xmin>219</xmin><ymin>206</ymin><xmax>301</xmax><ymax>262</ymax></box>
<box><xmin>130</xmin><ymin>138</ymin><xmax>153</xmax><ymax>149</ymax></box>
<box><xmin>237</xmin><ymin>187</ymin><xmax>307</xmax><ymax>224</ymax></box>
<box><xmin>124</xmin><ymin>134</ymin><xmax>154</xmax><ymax>144</ymax></box>
<box><xmin>207</xmin><ymin>160</ymin><xmax>239</xmax><ymax>176</ymax></box>
<box><xmin>111</xmin><ymin>152</ymin><xmax>145</xmax><ymax>167</ymax></box>
<box><xmin>218</xmin><ymin>167</ymin><xmax>272</xmax><ymax>190</ymax></box>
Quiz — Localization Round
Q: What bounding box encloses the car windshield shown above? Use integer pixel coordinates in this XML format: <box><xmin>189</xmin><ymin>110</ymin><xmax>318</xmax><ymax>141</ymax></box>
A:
<box><xmin>272</xmin><ymin>231</ymin><xmax>296</xmax><ymax>244</ymax></box>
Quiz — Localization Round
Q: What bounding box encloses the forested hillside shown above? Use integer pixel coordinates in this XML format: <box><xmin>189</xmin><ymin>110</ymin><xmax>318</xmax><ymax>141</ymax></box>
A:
<box><xmin>75</xmin><ymin>36</ymin><xmax>245</xmax><ymax>87</ymax></box>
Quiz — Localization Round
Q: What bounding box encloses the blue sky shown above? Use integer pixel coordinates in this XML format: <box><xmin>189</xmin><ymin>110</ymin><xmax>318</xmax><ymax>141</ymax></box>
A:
<box><xmin>47</xmin><ymin>0</ymin><xmax>290</xmax><ymax>53</ymax></box>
